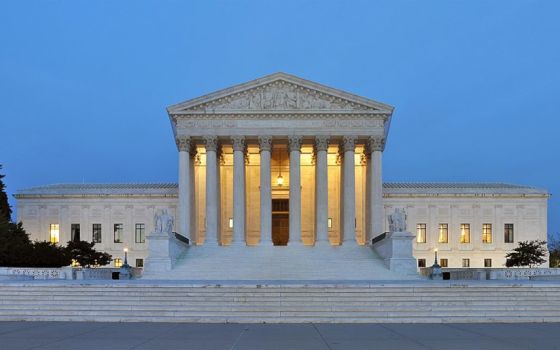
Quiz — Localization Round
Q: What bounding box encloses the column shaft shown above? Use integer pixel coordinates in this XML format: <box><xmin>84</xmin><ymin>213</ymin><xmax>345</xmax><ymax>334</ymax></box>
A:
<box><xmin>232</xmin><ymin>136</ymin><xmax>246</xmax><ymax>245</ymax></box>
<box><xmin>259</xmin><ymin>136</ymin><xmax>272</xmax><ymax>244</ymax></box>
<box><xmin>314</xmin><ymin>136</ymin><xmax>329</xmax><ymax>245</ymax></box>
<box><xmin>372</xmin><ymin>150</ymin><xmax>384</xmax><ymax>239</ymax></box>
<box><xmin>367</xmin><ymin>136</ymin><xmax>385</xmax><ymax>241</ymax></box>
<box><xmin>205</xmin><ymin>136</ymin><xmax>220</xmax><ymax>246</ymax></box>
<box><xmin>288</xmin><ymin>136</ymin><xmax>302</xmax><ymax>245</ymax></box>
<box><xmin>176</xmin><ymin>137</ymin><xmax>192</xmax><ymax>241</ymax></box>
<box><xmin>341</xmin><ymin>136</ymin><xmax>356</xmax><ymax>243</ymax></box>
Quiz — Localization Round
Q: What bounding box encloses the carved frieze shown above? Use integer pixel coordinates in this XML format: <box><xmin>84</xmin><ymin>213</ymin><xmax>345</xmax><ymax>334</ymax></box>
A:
<box><xmin>185</xmin><ymin>81</ymin><xmax>377</xmax><ymax>112</ymax></box>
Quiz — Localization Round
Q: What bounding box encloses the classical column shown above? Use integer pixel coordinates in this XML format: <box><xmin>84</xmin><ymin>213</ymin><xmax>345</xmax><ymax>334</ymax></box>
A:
<box><xmin>314</xmin><ymin>136</ymin><xmax>329</xmax><ymax>245</ymax></box>
<box><xmin>204</xmin><ymin>136</ymin><xmax>220</xmax><ymax>246</ymax></box>
<box><xmin>288</xmin><ymin>136</ymin><xmax>302</xmax><ymax>245</ymax></box>
<box><xmin>367</xmin><ymin>136</ymin><xmax>385</xmax><ymax>242</ymax></box>
<box><xmin>259</xmin><ymin>136</ymin><xmax>272</xmax><ymax>245</ymax></box>
<box><xmin>341</xmin><ymin>136</ymin><xmax>356</xmax><ymax>243</ymax></box>
<box><xmin>231</xmin><ymin>136</ymin><xmax>246</xmax><ymax>245</ymax></box>
<box><xmin>176</xmin><ymin>136</ymin><xmax>193</xmax><ymax>241</ymax></box>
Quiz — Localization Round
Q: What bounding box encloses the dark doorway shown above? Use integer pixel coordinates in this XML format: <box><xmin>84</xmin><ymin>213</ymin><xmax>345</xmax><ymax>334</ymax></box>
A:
<box><xmin>272</xmin><ymin>199</ymin><xmax>289</xmax><ymax>246</ymax></box>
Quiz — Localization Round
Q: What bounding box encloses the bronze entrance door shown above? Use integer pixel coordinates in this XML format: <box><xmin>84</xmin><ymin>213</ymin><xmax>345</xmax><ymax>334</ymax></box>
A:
<box><xmin>272</xmin><ymin>199</ymin><xmax>289</xmax><ymax>246</ymax></box>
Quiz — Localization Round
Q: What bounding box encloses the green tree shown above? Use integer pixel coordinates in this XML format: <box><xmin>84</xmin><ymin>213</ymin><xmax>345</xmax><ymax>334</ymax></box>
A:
<box><xmin>31</xmin><ymin>241</ymin><xmax>72</xmax><ymax>268</ymax></box>
<box><xmin>0</xmin><ymin>219</ymin><xmax>33</xmax><ymax>267</ymax></box>
<box><xmin>505</xmin><ymin>240</ymin><xmax>548</xmax><ymax>268</ymax></box>
<box><xmin>548</xmin><ymin>235</ymin><xmax>560</xmax><ymax>268</ymax></box>
<box><xmin>0</xmin><ymin>165</ymin><xmax>12</xmax><ymax>223</ymax></box>
<box><xmin>66</xmin><ymin>240</ymin><xmax>112</xmax><ymax>267</ymax></box>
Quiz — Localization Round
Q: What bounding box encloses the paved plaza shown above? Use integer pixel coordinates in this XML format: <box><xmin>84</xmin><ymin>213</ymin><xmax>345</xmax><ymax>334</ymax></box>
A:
<box><xmin>1</xmin><ymin>321</ymin><xmax>559</xmax><ymax>350</ymax></box>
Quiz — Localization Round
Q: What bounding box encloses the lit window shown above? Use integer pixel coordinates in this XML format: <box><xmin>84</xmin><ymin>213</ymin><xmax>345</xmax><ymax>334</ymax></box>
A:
<box><xmin>440</xmin><ymin>258</ymin><xmax>448</xmax><ymax>268</ymax></box>
<box><xmin>228</xmin><ymin>218</ymin><xmax>233</xmax><ymax>228</ymax></box>
<box><xmin>327</xmin><ymin>218</ymin><xmax>333</xmax><ymax>229</ymax></box>
<box><xmin>71</xmin><ymin>224</ymin><xmax>80</xmax><ymax>242</ymax></box>
<box><xmin>416</xmin><ymin>223</ymin><xmax>427</xmax><ymax>243</ymax></box>
<box><xmin>417</xmin><ymin>259</ymin><xmax>426</xmax><ymax>268</ymax></box>
<box><xmin>438</xmin><ymin>223</ymin><xmax>448</xmax><ymax>243</ymax></box>
<box><xmin>114</xmin><ymin>258</ymin><xmax>123</xmax><ymax>268</ymax></box>
<box><xmin>71</xmin><ymin>259</ymin><xmax>80</xmax><ymax>267</ymax></box>
<box><xmin>92</xmin><ymin>224</ymin><xmax>102</xmax><ymax>243</ymax></box>
<box><xmin>136</xmin><ymin>259</ymin><xmax>144</xmax><ymax>268</ymax></box>
<box><xmin>460</xmin><ymin>224</ymin><xmax>470</xmax><ymax>243</ymax></box>
<box><xmin>49</xmin><ymin>224</ymin><xmax>59</xmax><ymax>244</ymax></box>
<box><xmin>504</xmin><ymin>224</ymin><xmax>514</xmax><ymax>243</ymax></box>
<box><xmin>482</xmin><ymin>224</ymin><xmax>492</xmax><ymax>243</ymax></box>
<box><xmin>462</xmin><ymin>258</ymin><xmax>470</xmax><ymax>268</ymax></box>
<box><xmin>484</xmin><ymin>258</ymin><xmax>492</xmax><ymax>268</ymax></box>
<box><xmin>135</xmin><ymin>223</ymin><xmax>145</xmax><ymax>243</ymax></box>
<box><xmin>114</xmin><ymin>224</ymin><xmax>123</xmax><ymax>243</ymax></box>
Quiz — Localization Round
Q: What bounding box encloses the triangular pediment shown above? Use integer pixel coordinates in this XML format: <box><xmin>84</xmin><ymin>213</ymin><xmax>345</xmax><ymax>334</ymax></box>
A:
<box><xmin>168</xmin><ymin>72</ymin><xmax>394</xmax><ymax>114</ymax></box>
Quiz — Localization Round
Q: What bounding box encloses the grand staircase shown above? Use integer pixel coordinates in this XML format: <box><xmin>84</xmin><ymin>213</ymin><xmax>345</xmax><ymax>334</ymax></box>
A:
<box><xmin>143</xmin><ymin>244</ymin><xmax>412</xmax><ymax>280</ymax></box>
<box><xmin>1</xmin><ymin>281</ymin><xmax>560</xmax><ymax>323</ymax></box>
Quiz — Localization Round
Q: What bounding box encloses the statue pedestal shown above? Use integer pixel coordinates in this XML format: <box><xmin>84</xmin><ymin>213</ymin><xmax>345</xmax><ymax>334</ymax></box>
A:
<box><xmin>372</xmin><ymin>231</ymin><xmax>417</xmax><ymax>276</ymax></box>
<box><xmin>143</xmin><ymin>231</ymin><xmax>189</xmax><ymax>275</ymax></box>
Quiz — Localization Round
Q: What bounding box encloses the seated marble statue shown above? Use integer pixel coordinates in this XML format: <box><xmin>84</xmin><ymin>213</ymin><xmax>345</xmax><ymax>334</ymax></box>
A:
<box><xmin>388</xmin><ymin>208</ymin><xmax>407</xmax><ymax>232</ymax></box>
<box><xmin>154</xmin><ymin>209</ymin><xmax>174</xmax><ymax>234</ymax></box>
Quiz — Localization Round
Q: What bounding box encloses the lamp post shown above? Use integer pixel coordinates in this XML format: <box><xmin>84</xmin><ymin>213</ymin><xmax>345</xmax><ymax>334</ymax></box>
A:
<box><xmin>122</xmin><ymin>247</ymin><xmax>131</xmax><ymax>269</ymax></box>
<box><xmin>119</xmin><ymin>247</ymin><xmax>132</xmax><ymax>280</ymax></box>
<box><xmin>430</xmin><ymin>248</ymin><xmax>443</xmax><ymax>280</ymax></box>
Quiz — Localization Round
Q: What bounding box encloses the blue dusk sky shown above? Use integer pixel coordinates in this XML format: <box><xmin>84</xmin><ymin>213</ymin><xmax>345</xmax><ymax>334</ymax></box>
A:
<box><xmin>1</xmin><ymin>1</ymin><xmax>559</xmax><ymax>236</ymax></box>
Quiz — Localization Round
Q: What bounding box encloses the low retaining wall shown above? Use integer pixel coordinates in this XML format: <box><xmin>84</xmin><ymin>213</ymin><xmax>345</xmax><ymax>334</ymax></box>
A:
<box><xmin>419</xmin><ymin>267</ymin><xmax>560</xmax><ymax>280</ymax></box>
<box><xmin>0</xmin><ymin>267</ymin><xmax>143</xmax><ymax>280</ymax></box>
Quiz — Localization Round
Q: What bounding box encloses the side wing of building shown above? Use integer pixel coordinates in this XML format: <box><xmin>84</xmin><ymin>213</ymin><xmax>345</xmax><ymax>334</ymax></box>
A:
<box><xmin>14</xmin><ymin>182</ymin><xmax>549</xmax><ymax>268</ymax></box>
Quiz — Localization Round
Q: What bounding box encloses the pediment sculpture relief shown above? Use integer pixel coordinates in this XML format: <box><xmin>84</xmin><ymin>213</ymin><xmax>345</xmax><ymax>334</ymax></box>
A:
<box><xmin>187</xmin><ymin>81</ymin><xmax>375</xmax><ymax>112</ymax></box>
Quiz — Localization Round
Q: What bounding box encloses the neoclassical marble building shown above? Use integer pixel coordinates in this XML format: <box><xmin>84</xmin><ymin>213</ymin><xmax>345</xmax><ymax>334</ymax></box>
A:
<box><xmin>14</xmin><ymin>73</ymin><xmax>549</xmax><ymax>275</ymax></box>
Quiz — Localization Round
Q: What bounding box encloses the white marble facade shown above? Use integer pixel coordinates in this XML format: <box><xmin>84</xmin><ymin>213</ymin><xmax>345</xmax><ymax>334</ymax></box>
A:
<box><xmin>14</xmin><ymin>73</ymin><xmax>549</xmax><ymax>269</ymax></box>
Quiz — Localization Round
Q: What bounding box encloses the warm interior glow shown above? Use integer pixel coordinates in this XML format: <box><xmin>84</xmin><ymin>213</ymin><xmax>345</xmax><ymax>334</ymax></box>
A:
<box><xmin>49</xmin><ymin>224</ymin><xmax>59</xmax><ymax>244</ymax></box>
<box><xmin>276</xmin><ymin>174</ymin><xmax>284</xmax><ymax>186</ymax></box>
<box><xmin>114</xmin><ymin>258</ymin><xmax>123</xmax><ymax>268</ymax></box>
<box><xmin>229</xmin><ymin>218</ymin><xmax>234</xmax><ymax>228</ymax></box>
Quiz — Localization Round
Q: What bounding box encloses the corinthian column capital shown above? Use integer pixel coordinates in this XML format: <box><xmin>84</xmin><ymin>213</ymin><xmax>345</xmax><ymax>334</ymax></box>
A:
<box><xmin>288</xmin><ymin>136</ymin><xmax>303</xmax><ymax>152</ymax></box>
<box><xmin>258</xmin><ymin>136</ymin><xmax>272</xmax><ymax>152</ymax></box>
<box><xmin>175</xmin><ymin>136</ymin><xmax>191</xmax><ymax>152</ymax></box>
<box><xmin>204</xmin><ymin>136</ymin><xmax>219</xmax><ymax>152</ymax></box>
<box><xmin>314</xmin><ymin>136</ymin><xmax>329</xmax><ymax>152</ymax></box>
<box><xmin>341</xmin><ymin>136</ymin><xmax>356</xmax><ymax>152</ymax></box>
<box><xmin>367</xmin><ymin>136</ymin><xmax>386</xmax><ymax>153</ymax></box>
<box><xmin>231</xmin><ymin>136</ymin><xmax>246</xmax><ymax>152</ymax></box>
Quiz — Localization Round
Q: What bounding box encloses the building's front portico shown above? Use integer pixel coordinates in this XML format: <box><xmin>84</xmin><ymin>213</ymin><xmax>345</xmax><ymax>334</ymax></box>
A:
<box><xmin>168</xmin><ymin>72</ymin><xmax>393</xmax><ymax>249</ymax></box>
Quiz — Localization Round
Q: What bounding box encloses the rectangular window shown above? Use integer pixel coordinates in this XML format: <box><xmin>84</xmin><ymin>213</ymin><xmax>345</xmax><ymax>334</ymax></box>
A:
<box><xmin>484</xmin><ymin>258</ymin><xmax>492</xmax><ymax>268</ymax></box>
<box><xmin>49</xmin><ymin>224</ymin><xmax>59</xmax><ymax>244</ymax></box>
<box><xmin>482</xmin><ymin>223</ymin><xmax>493</xmax><ymax>243</ymax></box>
<box><xmin>462</xmin><ymin>258</ymin><xmax>470</xmax><ymax>268</ymax></box>
<box><xmin>92</xmin><ymin>224</ymin><xmax>102</xmax><ymax>243</ymax></box>
<box><xmin>417</xmin><ymin>258</ymin><xmax>426</xmax><ymax>268</ymax></box>
<box><xmin>416</xmin><ymin>223</ymin><xmax>427</xmax><ymax>243</ymax></box>
<box><xmin>460</xmin><ymin>224</ymin><xmax>471</xmax><ymax>243</ymax></box>
<box><xmin>136</xmin><ymin>259</ymin><xmax>144</xmax><ymax>268</ymax></box>
<box><xmin>440</xmin><ymin>258</ymin><xmax>448</xmax><ymax>268</ymax></box>
<box><xmin>504</xmin><ymin>224</ymin><xmax>514</xmax><ymax>243</ymax></box>
<box><xmin>135</xmin><ymin>223</ymin><xmax>145</xmax><ymax>243</ymax></box>
<box><xmin>438</xmin><ymin>223</ymin><xmax>448</xmax><ymax>243</ymax></box>
<box><xmin>114</xmin><ymin>258</ymin><xmax>123</xmax><ymax>268</ymax></box>
<box><xmin>114</xmin><ymin>224</ymin><xmax>123</xmax><ymax>243</ymax></box>
<box><xmin>71</xmin><ymin>224</ymin><xmax>80</xmax><ymax>242</ymax></box>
